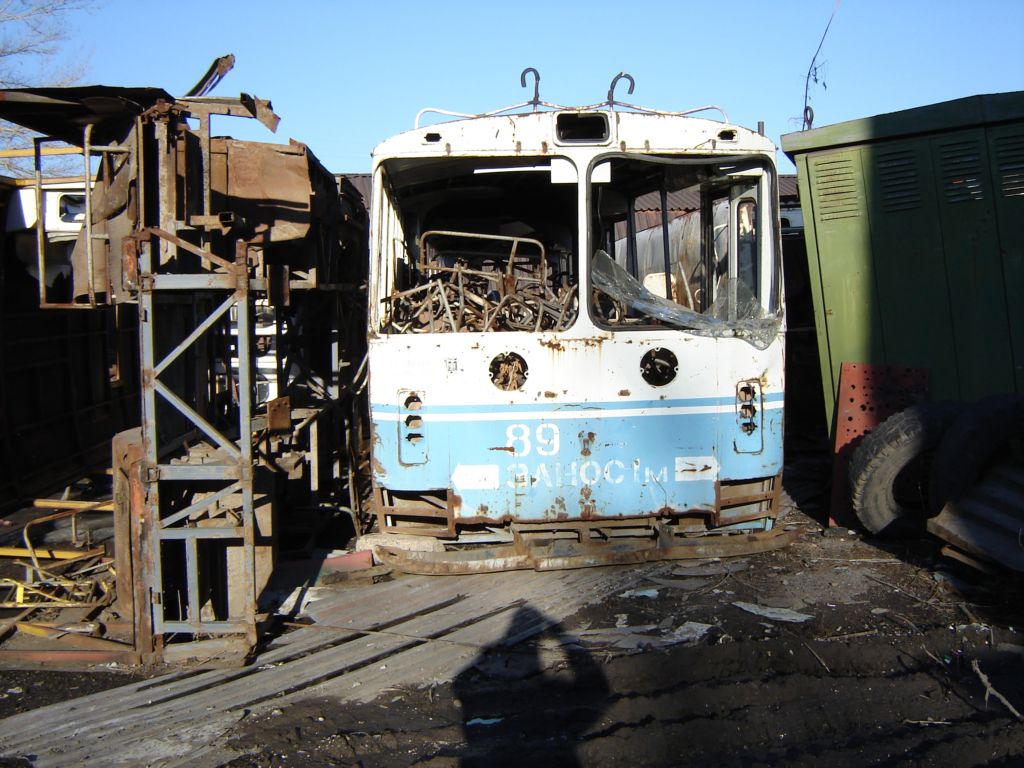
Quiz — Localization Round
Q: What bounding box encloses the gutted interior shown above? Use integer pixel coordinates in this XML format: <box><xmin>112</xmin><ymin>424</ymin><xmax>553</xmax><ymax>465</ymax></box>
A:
<box><xmin>376</xmin><ymin>156</ymin><xmax>579</xmax><ymax>333</ymax></box>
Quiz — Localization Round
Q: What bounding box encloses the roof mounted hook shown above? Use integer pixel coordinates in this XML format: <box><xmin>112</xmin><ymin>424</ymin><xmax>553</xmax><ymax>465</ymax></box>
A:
<box><xmin>520</xmin><ymin>67</ymin><xmax>541</xmax><ymax>111</ymax></box>
<box><xmin>607</xmin><ymin>72</ymin><xmax>635</xmax><ymax>109</ymax></box>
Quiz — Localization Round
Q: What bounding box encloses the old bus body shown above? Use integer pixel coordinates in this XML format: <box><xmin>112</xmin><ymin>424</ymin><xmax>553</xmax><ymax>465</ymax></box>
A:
<box><xmin>366</xmin><ymin>105</ymin><xmax>787</xmax><ymax>570</ymax></box>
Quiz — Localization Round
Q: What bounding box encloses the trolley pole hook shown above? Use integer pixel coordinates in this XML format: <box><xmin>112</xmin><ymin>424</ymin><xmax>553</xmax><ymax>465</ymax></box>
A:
<box><xmin>520</xmin><ymin>67</ymin><xmax>541</xmax><ymax>111</ymax></box>
<box><xmin>607</xmin><ymin>72</ymin><xmax>635</xmax><ymax>109</ymax></box>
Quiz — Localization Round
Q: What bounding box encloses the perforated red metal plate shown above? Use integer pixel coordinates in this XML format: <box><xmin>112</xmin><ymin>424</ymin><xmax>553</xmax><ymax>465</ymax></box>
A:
<box><xmin>829</xmin><ymin>363</ymin><xmax>929</xmax><ymax>527</ymax></box>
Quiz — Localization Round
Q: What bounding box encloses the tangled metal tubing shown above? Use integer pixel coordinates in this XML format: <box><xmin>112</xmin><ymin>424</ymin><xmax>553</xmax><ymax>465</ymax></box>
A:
<box><xmin>383</xmin><ymin>265</ymin><xmax>578</xmax><ymax>334</ymax></box>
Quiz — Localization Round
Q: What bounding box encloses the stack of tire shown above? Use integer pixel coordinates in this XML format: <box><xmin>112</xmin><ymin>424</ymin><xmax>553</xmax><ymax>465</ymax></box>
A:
<box><xmin>849</xmin><ymin>395</ymin><xmax>1024</xmax><ymax>535</ymax></box>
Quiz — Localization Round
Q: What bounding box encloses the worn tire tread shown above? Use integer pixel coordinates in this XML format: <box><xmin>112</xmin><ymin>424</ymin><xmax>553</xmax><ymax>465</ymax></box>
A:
<box><xmin>849</xmin><ymin>402</ymin><xmax>963</xmax><ymax>534</ymax></box>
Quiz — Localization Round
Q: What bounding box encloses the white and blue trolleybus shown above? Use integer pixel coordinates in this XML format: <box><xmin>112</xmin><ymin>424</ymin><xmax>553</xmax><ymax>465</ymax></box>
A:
<box><xmin>366</xmin><ymin>74</ymin><xmax>791</xmax><ymax>572</ymax></box>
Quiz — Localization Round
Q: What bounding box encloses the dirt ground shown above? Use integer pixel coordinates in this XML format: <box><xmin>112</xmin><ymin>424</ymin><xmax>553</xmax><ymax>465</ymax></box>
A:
<box><xmin>2</xmin><ymin>507</ymin><xmax>1024</xmax><ymax>766</ymax></box>
<box><xmin>212</xmin><ymin>524</ymin><xmax>1024</xmax><ymax>768</ymax></box>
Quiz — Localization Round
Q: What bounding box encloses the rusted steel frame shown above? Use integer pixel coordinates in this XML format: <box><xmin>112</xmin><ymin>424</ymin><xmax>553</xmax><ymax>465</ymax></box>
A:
<box><xmin>152</xmin><ymin>293</ymin><xmax>236</xmax><ymax>377</ymax></box>
<box><xmin>376</xmin><ymin>526</ymin><xmax>800</xmax><ymax>575</ymax></box>
<box><xmin>554</xmin><ymin>285</ymin><xmax>577</xmax><ymax>327</ymax></box>
<box><xmin>234</xmin><ymin>240</ymin><xmax>258</xmax><ymax>648</ymax></box>
<box><xmin>142</xmin><ymin>226</ymin><xmax>235</xmax><ymax>272</ymax></box>
<box><xmin>31</xmin><ymin>135</ymin><xmax>85</xmax><ymax>307</ymax></box>
<box><xmin>159</xmin><ymin>618</ymin><xmax>250</xmax><ymax>635</ymax></box>
<box><xmin>377</xmin><ymin>489</ymin><xmax>457</xmax><ymax>537</ymax></box>
<box><xmin>483</xmin><ymin>294</ymin><xmax>512</xmax><ymax>331</ymax></box>
<box><xmin>137</xmin><ymin>219</ymin><xmax>162</xmax><ymax>647</ymax></box>
<box><xmin>82</xmin><ymin>123</ymin><xmax>98</xmax><ymax>307</ymax></box>
<box><xmin>33</xmin><ymin>136</ymin><xmax>47</xmax><ymax>305</ymax></box>
<box><xmin>128</xmin><ymin>456</ymin><xmax>154</xmax><ymax>658</ymax></box>
<box><xmin>185</xmin><ymin>536</ymin><xmax>200</xmax><ymax>630</ymax></box>
<box><xmin>455</xmin><ymin>267</ymin><xmax>467</xmax><ymax>328</ymax></box>
<box><xmin>153</xmin><ymin>379</ymin><xmax>242</xmax><ymax>460</ymax></box>
<box><xmin>436</xmin><ymin>280</ymin><xmax>458</xmax><ymax>331</ymax></box>
<box><xmin>158</xmin><ymin>480</ymin><xmax>243</xmax><ymax>529</ymax></box>
<box><xmin>417</xmin><ymin>230</ymin><xmax>546</xmax><ymax>271</ymax></box>
<box><xmin>22</xmin><ymin>508</ymin><xmax>99</xmax><ymax>579</ymax></box>
<box><xmin>716</xmin><ymin>473</ymin><xmax>782</xmax><ymax>526</ymax></box>
<box><xmin>178</xmin><ymin>96</ymin><xmax>281</xmax><ymax>133</ymax></box>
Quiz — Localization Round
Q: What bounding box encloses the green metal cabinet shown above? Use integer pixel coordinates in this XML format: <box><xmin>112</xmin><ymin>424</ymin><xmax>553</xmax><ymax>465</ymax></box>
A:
<box><xmin>782</xmin><ymin>92</ymin><xmax>1024</xmax><ymax>430</ymax></box>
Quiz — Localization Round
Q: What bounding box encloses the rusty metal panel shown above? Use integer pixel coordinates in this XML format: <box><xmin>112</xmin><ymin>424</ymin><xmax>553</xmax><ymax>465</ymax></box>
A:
<box><xmin>375</xmin><ymin>525</ymin><xmax>800</xmax><ymax>575</ymax></box>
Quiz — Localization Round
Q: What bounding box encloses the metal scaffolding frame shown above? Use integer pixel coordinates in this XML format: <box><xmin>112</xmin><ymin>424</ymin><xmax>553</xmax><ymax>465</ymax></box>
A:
<box><xmin>137</xmin><ymin>226</ymin><xmax>260</xmax><ymax>646</ymax></box>
<box><xmin>3</xmin><ymin>83</ymin><xmax>368</xmax><ymax>662</ymax></box>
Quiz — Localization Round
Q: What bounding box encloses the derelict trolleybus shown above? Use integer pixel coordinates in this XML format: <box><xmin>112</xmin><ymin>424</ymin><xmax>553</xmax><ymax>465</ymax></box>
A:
<box><xmin>365</xmin><ymin>73</ymin><xmax>791</xmax><ymax>572</ymax></box>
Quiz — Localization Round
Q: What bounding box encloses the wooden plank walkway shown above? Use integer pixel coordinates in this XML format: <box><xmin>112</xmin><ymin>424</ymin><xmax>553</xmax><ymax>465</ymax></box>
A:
<box><xmin>0</xmin><ymin>565</ymin><xmax>649</xmax><ymax>767</ymax></box>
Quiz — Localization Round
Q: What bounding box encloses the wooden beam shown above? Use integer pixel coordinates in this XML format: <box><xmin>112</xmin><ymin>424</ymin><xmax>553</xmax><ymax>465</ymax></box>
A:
<box><xmin>0</xmin><ymin>146</ymin><xmax>82</xmax><ymax>158</ymax></box>
<box><xmin>32</xmin><ymin>499</ymin><xmax>113</xmax><ymax>512</ymax></box>
<box><xmin>0</xmin><ymin>546</ymin><xmax>104</xmax><ymax>560</ymax></box>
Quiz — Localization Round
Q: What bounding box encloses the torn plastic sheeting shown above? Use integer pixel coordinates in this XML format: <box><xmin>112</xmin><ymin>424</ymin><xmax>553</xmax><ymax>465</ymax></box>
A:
<box><xmin>591</xmin><ymin>250</ymin><xmax>781</xmax><ymax>349</ymax></box>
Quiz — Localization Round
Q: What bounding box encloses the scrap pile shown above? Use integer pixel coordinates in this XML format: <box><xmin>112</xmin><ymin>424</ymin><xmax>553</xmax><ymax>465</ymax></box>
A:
<box><xmin>382</xmin><ymin>230</ymin><xmax>578</xmax><ymax>333</ymax></box>
<box><xmin>0</xmin><ymin>494</ymin><xmax>132</xmax><ymax>660</ymax></box>
<box><xmin>0</xmin><ymin>503</ymin><xmax>114</xmax><ymax>611</ymax></box>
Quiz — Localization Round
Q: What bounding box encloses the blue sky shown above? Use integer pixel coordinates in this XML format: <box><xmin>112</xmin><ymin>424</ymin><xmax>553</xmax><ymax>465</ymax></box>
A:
<box><xmin>64</xmin><ymin>0</ymin><xmax>1023</xmax><ymax>174</ymax></box>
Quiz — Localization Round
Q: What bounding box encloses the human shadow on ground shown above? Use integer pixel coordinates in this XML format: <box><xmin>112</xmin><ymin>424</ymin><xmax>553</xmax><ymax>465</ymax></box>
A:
<box><xmin>452</xmin><ymin>603</ymin><xmax>610</xmax><ymax>767</ymax></box>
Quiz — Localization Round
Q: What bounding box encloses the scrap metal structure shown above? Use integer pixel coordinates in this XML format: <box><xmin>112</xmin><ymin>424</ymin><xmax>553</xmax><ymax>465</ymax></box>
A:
<box><xmin>0</xmin><ymin>66</ymin><xmax>367</xmax><ymax>662</ymax></box>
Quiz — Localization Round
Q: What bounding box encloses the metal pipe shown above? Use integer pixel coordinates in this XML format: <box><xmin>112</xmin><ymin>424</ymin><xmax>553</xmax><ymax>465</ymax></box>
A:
<box><xmin>33</xmin><ymin>138</ymin><xmax>46</xmax><ymax>306</ymax></box>
<box><xmin>660</xmin><ymin>186</ymin><xmax>673</xmax><ymax>300</ymax></box>
<box><xmin>626</xmin><ymin>200</ymin><xmax>638</xmax><ymax>278</ymax></box>
<box><xmin>83</xmin><ymin>123</ymin><xmax>96</xmax><ymax>307</ymax></box>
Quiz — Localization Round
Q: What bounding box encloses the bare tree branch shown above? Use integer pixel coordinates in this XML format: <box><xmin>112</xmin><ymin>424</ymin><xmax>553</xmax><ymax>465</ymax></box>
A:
<box><xmin>0</xmin><ymin>0</ymin><xmax>94</xmax><ymax>175</ymax></box>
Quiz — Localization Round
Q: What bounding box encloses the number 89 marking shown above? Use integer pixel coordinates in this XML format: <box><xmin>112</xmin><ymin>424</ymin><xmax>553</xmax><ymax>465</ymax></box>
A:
<box><xmin>506</xmin><ymin>423</ymin><xmax>560</xmax><ymax>457</ymax></box>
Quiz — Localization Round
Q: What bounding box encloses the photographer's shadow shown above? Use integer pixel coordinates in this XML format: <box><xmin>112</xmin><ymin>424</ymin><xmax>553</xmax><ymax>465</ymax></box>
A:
<box><xmin>453</xmin><ymin>604</ymin><xmax>610</xmax><ymax>767</ymax></box>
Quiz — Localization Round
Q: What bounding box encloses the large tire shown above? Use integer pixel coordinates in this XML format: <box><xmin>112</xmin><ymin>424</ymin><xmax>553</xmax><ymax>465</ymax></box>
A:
<box><xmin>849</xmin><ymin>402</ymin><xmax>964</xmax><ymax>534</ymax></box>
<box><xmin>928</xmin><ymin>394</ymin><xmax>1024</xmax><ymax>514</ymax></box>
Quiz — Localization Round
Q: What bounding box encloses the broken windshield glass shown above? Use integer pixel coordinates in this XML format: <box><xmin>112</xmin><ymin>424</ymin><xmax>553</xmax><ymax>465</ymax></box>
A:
<box><xmin>591</xmin><ymin>250</ymin><xmax>780</xmax><ymax>349</ymax></box>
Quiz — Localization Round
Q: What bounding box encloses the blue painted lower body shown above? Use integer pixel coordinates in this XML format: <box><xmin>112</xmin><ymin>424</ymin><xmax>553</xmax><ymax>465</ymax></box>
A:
<box><xmin>371</xmin><ymin>403</ymin><xmax>783</xmax><ymax>523</ymax></box>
